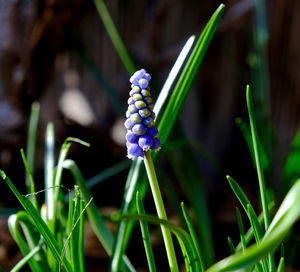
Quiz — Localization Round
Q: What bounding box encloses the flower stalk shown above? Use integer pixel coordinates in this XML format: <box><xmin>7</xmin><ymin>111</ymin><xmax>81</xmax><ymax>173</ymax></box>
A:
<box><xmin>143</xmin><ymin>151</ymin><xmax>178</xmax><ymax>272</ymax></box>
<box><xmin>125</xmin><ymin>69</ymin><xmax>178</xmax><ymax>271</ymax></box>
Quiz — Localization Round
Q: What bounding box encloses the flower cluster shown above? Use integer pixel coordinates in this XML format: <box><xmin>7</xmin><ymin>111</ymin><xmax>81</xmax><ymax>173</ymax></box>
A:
<box><xmin>125</xmin><ymin>69</ymin><xmax>161</xmax><ymax>159</ymax></box>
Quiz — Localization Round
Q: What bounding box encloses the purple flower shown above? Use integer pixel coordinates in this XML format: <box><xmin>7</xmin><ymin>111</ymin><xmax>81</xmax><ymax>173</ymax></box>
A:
<box><xmin>125</xmin><ymin>69</ymin><xmax>161</xmax><ymax>159</ymax></box>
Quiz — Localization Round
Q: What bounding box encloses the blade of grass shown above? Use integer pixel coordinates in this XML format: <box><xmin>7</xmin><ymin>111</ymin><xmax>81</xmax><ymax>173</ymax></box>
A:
<box><xmin>246</xmin><ymin>85</ymin><xmax>270</xmax><ymax>230</ymax></box>
<box><xmin>11</xmin><ymin>242</ymin><xmax>43</xmax><ymax>272</ymax></box>
<box><xmin>281</xmin><ymin>127</ymin><xmax>300</xmax><ymax>198</ymax></box>
<box><xmin>154</xmin><ymin>35</ymin><xmax>195</xmax><ymax>119</ymax></box>
<box><xmin>45</xmin><ymin>123</ymin><xmax>55</xmax><ymax>221</ymax></box>
<box><xmin>226</xmin><ymin>175</ymin><xmax>254</xmax><ymax>215</ymax></box>
<box><xmin>78</xmin><ymin>200</ymin><xmax>85</xmax><ymax>272</ymax></box>
<box><xmin>114</xmin><ymin>213</ymin><xmax>201</xmax><ymax>272</ymax></box>
<box><xmin>167</xmin><ymin>145</ymin><xmax>214</xmax><ymax>265</ymax></box>
<box><xmin>71</xmin><ymin>186</ymin><xmax>81</xmax><ymax>272</ymax></box>
<box><xmin>206</xmin><ymin>179</ymin><xmax>300</xmax><ymax>272</ymax></box>
<box><xmin>247</xmin><ymin>205</ymin><xmax>269</xmax><ymax>272</ymax></box>
<box><xmin>8</xmin><ymin>212</ymin><xmax>49</xmax><ymax>272</ymax></box>
<box><xmin>1</xmin><ymin>171</ymin><xmax>73</xmax><ymax>272</ymax></box>
<box><xmin>235</xmin><ymin>117</ymin><xmax>269</xmax><ymax>172</ymax></box>
<box><xmin>236</xmin><ymin>201</ymin><xmax>275</xmax><ymax>251</ymax></box>
<box><xmin>25</xmin><ymin>102</ymin><xmax>39</xmax><ymax>194</ymax></box>
<box><xmin>68</xmin><ymin>194</ymin><xmax>75</xmax><ymax>262</ymax></box>
<box><xmin>181</xmin><ymin>202</ymin><xmax>204</xmax><ymax>272</ymax></box>
<box><xmin>247</xmin><ymin>85</ymin><xmax>275</xmax><ymax>271</ymax></box>
<box><xmin>20</xmin><ymin>149</ymin><xmax>38</xmax><ymax>210</ymax></box>
<box><xmin>236</xmin><ymin>208</ymin><xmax>246</xmax><ymax>251</ymax></box>
<box><xmin>93</xmin><ymin>0</ymin><xmax>136</xmax><ymax>75</ymax></box>
<box><xmin>276</xmin><ymin>257</ymin><xmax>284</xmax><ymax>272</ymax></box>
<box><xmin>247</xmin><ymin>204</ymin><xmax>263</xmax><ymax>243</ymax></box>
<box><xmin>136</xmin><ymin>192</ymin><xmax>157</xmax><ymax>272</ymax></box>
<box><xmin>227</xmin><ymin>237</ymin><xmax>235</xmax><ymax>254</ymax></box>
<box><xmin>52</xmin><ymin>137</ymin><xmax>89</xmax><ymax>237</ymax></box>
<box><xmin>157</xmin><ymin>4</ymin><xmax>225</xmax><ymax>144</ymax></box>
<box><xmin>111</xmin><ymin>5</ymin><xmax>225</xmax><ymax>271</ymax></box>
<box><xmin>62</xmin><ymin>159</ymin><xmax>135</xmax><ymax>272</ymax></box>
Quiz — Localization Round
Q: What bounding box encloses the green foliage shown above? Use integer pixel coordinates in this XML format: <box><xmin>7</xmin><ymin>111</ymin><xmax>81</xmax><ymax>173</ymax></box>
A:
<box><xmin>110</xmin><ymin>5</ymin><xmax>225</xmax><ymax>271</ymax></box>
<box><xmin>1</xmin><ymin>2</ymin><xmax>300</xmax><ymax>272</ymax></box>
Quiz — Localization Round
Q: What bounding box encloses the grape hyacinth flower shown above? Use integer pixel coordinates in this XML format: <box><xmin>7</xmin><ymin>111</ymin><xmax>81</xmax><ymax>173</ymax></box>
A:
<box><xmin>125</xmin><ymin>69</ymin><xmax>161</xmax><ymax>159</ymax></box>
<box><xmin>124</xmin><ymin>69</ymin><xmax>179</xmax><ymax>272</ymax></box>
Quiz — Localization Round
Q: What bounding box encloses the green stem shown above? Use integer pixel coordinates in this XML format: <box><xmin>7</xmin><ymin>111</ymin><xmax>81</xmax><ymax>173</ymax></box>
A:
<box><xmin>246</xmin><ymin>85</ymin><xmax>270</xmax><ymax>230</ymax></box>
<box><xmin>143</xmin><ymin>151</ymin><xmax>179</xmax><ymax>272</ymax></box>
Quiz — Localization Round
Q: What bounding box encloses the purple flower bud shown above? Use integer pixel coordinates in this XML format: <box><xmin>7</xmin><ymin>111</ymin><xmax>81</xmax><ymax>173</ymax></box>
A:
<box><xmin>143</xmin><ymin>117</ymin><xmax>154</xmax><ymax>128</ymax></box>
<box><xmin>141</xmin><ymin>89</ymin><xmax>150</xmax><ymax>97</ymax></box>
<box><xmin>126</xmin><ymin>131</ymin><xmax>139</xmax><ymax>144</ymax></box>
<box><xmin>151</xmin><ymin>138</ymin><xmax>161</xmax><ymax>151</ymax></box>
<box><xmin>139</xmin><ymin>108</ymin><xmax>151</xmax><ymax>118</ymax></box>
<box><xmin>130</xmin><ymin>113</ymin><xmax>142</xmax><ymax>123</ymax></box>
<box><xmin>132</xmin><ymin>123</ymin><xmax>147</xmax><ymax>135</ymax></box>
<box><xmin>139</xmin><ymin>78</ymin><xmax>149</xmax><ymax>89</ymax></box>
<box><xmin>127</xmin><ymin>143</ymin><xmax>143</xmax><ymax>159</ymax></box>
<box><xmin>138</xmin><ymin>135</ymin><xmax>153</xmax><ymax>151</ymax></box>
<box><xmin>144</xmin><ymin>73</ymin><xmax>151</xmax><ymax>81</ymax></box>
<box><xmin>135</xmin><ymin>100</ymin><xmax>147</xmax><ymax>109</ymax></box>
<box><xmin>128</xmin><ymin>97</ymin><xmax>134</xmax><ymax>105</ymax></box>
<box><xmin>133</xmin><ymin>94</ymin><xmax>143</xmax><ymax>101</ymax></box>
<box><xmin>147</xmin><ymin>126</ymin><xmax>158</xmax><ymax>138</ymax></box>
<box><xmin>124</xmin><ymin>118</ymin><xmax>134</xmax><ymax>130</ymax></box>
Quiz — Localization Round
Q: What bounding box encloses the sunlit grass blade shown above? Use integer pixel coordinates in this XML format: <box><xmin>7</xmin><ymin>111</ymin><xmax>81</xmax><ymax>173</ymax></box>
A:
<box><xmin>62</xmin><ymin>159</ymin><xmax>135</xmax><ymax>272</ymax></box>
<box><xmin>93</xmin><ymin>0</ymin><xmax>136</xmax><ymax>75</ymax></box>
<box><xmin>154</xmin><ymin>35</ymin><xmax>195</xmax><ymax>119</ymax></box>
<box><xmin>111</xmin><ymin>5</ymin><xmax>225</xmax><ymax>271</ymax></box>
<box><xmin>45</xmin><ymin>123</ymin><xmax>55</xmax><ymax>221</ymax></box>
<box><xmin>20</xmin><ymin>148</ymin><xmax>38</xmax><ymax>210</ymax></box>
<box><xmin>25</xmin><ymin>102</ymin><xmax>39</xmax><ymax>194</ymax></box>
<box><xmin>8</xmin><ymin>211</ymin><xmax>49</xmax><ymax>272</ymax></box>
<box><xmin>277</xmin><ymin>257</ymin><xmax>284</xmax><ymax>272</ymax></box>
<box><xmin>11</xmin><ymin>243</ymin><xmax>43</xmax><ymax>272</ymax></box>
<box><xmin>136</xmin><ymin>192</ymin><xmax>157</xmax><ymax>272</ymax></box>
<box><xmin>157</xmin><ymin>4</ymin><xmax>225</xmax><ymax>144</ymax></box>
<box><xmin>281</xmin><ymin>127</ymin><xmax>300</xmax><ymax>198</ymax></box>
<box><xmin>206</xmin><ymin>179</ymin><xmax>300</xmax><ymax>272</ymax></box>
<box><xmin>113</xmin><ymin>213</ymin><xmax>201</xmax><ymax>272</ymax></box>
<box><xmin>1</xmin><ymin>171</ymin><xmax>73</xmax><ymax>272</ymax></box>
<box><xmin>181</xmin><ymin>202</ymin><xmax>205</xmax><ymax>272</ymax></box>
<box><xmin>52</xmin><ymin>137</ymin><xmax>90</xmax><ymax>237</ymax></box>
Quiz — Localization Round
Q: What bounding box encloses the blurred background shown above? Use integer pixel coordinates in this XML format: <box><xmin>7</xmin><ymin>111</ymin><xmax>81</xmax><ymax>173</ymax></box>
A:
<box><xmin>0</xmin><ymin>0</ymin><xmax>299</xmax><ymax>271</ymax></box>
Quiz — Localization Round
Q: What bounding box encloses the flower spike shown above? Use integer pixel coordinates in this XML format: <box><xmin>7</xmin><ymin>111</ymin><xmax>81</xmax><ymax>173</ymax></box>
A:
<box><xmin>125</xmin><ymin>69</ymin><xmax>161</xmax><ymax>159</ymax></box>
